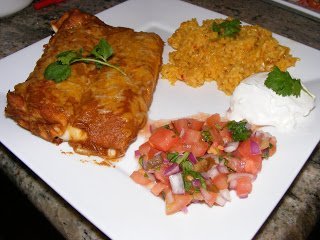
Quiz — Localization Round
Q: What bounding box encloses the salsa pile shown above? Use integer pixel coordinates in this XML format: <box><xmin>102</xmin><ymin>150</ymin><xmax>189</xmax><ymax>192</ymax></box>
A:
<box><xmin>130</xmin><ymin>114</ymin><xmax>277</xmax><ymax>215</ymax></box>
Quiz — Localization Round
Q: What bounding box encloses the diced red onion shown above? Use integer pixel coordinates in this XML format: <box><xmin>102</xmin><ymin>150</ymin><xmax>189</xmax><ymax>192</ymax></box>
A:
<box><xmin>181</xmin><ymin>206</ymin><xmax>188</xmax><ymax>214</ymax></box>
<box><xmin>164</xmin><ymin>163</ymin><xmax>180</xmax><ymax>176</ymax></box>
<box><xmin>238</xmin><ymin>193</ymin><xmax>249</xmax><ymax>198</ymax></box>
<box><xmin>227</xmin><ymin>173</ymin><xmax>256</xmax><ymax>183</ymax></box>
<box><xmin>169</xmin><ymin>173</ymin><xmax>185</xmax><ymax>194</ymax></box>
<box><xmin>250</xmin><ymin>140</ymin><xmax>261</xmax><ymax>155</ymax></box>
<box><xmin>224</xmin><ymin>141</ymin><xmax>239</xmax><ymax>153</ymax></box>
<box><xmin>149</xmin><ymin>124</ymin><xmax>154</xmax><ymax>133</ymax></box>
<box><xmin>219</xmin><ymin>189</ymin><xmax>231</xmax><ymax>201</ymax></box>
<box><xmin>200</xmin><ymin>188</ymin><xmax>212</xmax><ymax>203</ymax></box>
<box><xmin>201</xmin><ymin>166</ymin><xmax>219</xmax><ymax>179</ymax></box>
<box><xmin>217</xmin><ymin>165</ymin><xmax>229</xmax><ymax>174</ymax></box>
<box><xmin>154</xmin><ymin>151</ymin><xmax>162</xmax><ymax>156</ymax></box>
<box><xmin>188</xmin><ymin>152</ymin><xmax>197</xmax><ymax>164</ymax></box>
<box><xmin>253</xmin><ymin>131</ymin><xmax>262</xmax><ymax>138</ymax></box>
<box><xmin>254</xmin><ymin>130</ymin><xmax>271</xmax><ymax>139</ymax></box>
<box><xmin>163</xmin><ymin>157</ymin><xmax>170</xmax><ymax>164</ymax></box>
<box><xmin>215</xmin><ymin>194</ymin><xmax>227</xmax><ymax>206</ymax></box>
<box><xmin>134</xmin><ymin>150</ymin><xmax>141</xmax><ymax>158</ymax></box>
<box><xmin>192</xmin><ymin>179</ymin><xmax>201</xmax><ymax>188</ymax></box>
<box><xmin>205</xmin><ymin>179</ymin><xmax>212</xmax><ymax>186</ymax></box>
<box><xmin>146</xmin><ymin>169</ymin><xmax>155</xmax><ymax>174</ymax></box>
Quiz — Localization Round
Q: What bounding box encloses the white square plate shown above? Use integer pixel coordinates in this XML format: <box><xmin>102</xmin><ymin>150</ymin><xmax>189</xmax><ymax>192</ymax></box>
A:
<box><xmin>0</xmin><ymin>0</ymin><xmax>319</xmax><ymax>239</ymax></box>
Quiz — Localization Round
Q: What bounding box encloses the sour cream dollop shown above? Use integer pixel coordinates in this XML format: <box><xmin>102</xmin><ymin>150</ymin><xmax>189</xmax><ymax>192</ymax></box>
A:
<box><xmin>227</xmin><ymin>72</ymin><xmax>315</xmax><ymax>131</ymax></box>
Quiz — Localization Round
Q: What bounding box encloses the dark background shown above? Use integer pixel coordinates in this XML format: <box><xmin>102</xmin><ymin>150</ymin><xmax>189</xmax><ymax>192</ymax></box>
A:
<box><xmin>0</xmin><ymin>170</ymin><xmax>64</xmax><ymax>240</ymax></box>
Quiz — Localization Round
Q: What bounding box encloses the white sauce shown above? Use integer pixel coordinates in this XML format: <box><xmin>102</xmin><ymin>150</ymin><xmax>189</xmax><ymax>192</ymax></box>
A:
<box><xmin>227</xmin><ymin>72</ymin><xmax>315</xmax><ymax>131</ymax></box>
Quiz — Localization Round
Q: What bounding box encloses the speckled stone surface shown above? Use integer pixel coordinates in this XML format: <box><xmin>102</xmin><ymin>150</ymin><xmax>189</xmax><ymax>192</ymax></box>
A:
<box><xmin>0</xmin><ymin>0</ymin><xmax>319</xmax><ymax>239</ymax></box>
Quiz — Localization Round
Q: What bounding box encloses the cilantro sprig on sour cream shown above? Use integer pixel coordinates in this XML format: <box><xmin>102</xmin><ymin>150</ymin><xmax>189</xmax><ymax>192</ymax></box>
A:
<box><xmin>264</xmin><ymin>67</ymin><xmax>311</xmax><ymax>98</ymax></box>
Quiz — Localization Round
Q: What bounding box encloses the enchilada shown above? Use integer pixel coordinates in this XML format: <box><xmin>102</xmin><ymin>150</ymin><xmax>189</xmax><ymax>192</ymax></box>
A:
<box><xmin>5</xmin><ymin>9</ymin><xmax>164</xmax><ymax>159</ymax></box>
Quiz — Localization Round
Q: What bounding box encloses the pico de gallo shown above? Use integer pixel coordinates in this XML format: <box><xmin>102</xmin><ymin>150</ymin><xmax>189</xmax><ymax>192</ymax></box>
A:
<box><xmin>130</xmin><ymin>114</ymin><xmax>277</xmax><ymax>215</ymax></box>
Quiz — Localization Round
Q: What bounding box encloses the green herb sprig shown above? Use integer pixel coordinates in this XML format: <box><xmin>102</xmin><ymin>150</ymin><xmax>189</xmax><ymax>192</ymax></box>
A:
<box><xmin>264</xmin><ymin>66</ymin><xmax>309</xmax><ymax>98</ymax></box>
<box><xmin>227</xmin><ymin>120</ymin><xmax>251</xmax><ymax>142</ymax></box>
<box><xmin>44</xmin><ymin>39</ymin><xmax>125</xmax><ymax>83</ymax></box>
<box><xmin>212</xmin><ymin>19</ymin><xmax>241</xmax><ymax>38</ymax></box>
<box><xmin>167</xmin><ymin>151</ymin><xmax>206</xmax><ymax>193</ymax></box>
<box><xmin>201</xmin><ymin>130</ymin><xmax>212</xmax><ymax>143</ymax></box>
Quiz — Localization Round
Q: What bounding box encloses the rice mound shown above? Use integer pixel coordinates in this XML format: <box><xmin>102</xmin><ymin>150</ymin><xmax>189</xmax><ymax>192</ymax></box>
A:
<box><xmin>161</xmin><ymin>18</ymin><xmax>298</xmax><ymax>95</ymax></box>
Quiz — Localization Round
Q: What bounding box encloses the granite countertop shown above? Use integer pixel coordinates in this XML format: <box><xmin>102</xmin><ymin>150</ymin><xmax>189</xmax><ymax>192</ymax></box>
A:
<box><xmin>0</xmin><ymin>0</ymin><xmax>319</xmax><ymax>239</ymax></box>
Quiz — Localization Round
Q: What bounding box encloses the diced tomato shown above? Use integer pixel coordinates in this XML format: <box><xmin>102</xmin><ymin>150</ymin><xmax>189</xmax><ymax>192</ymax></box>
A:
<box><xmin>154</xmin><ymin>165</ymin><xmax>170</xmax><ymax>185</ymax></box>
<box><xmin>151</xmin><ymin>182</ymin><xmax>169</xmax><ymax>196</ymax></box>
<box><xmin>188</xmin><ymin>119</ymin><xmax>204</xmax><ymax>130</ymax></box>
<box><xmin>242</xmin><ymin>156</ymin><xmax>262</xmax><ymax>175</ymax></box>
<box><xmin>237</xmin><ymin>139</ymin><xmax>261</xmax><ymax>157</ymax></box>
<box><xmin>235</xmin><ymin>176</ymin><xmax>253</xmax><ymax>198</ymax></box>
<box><xmin>139</xmin><ymin>142</ymin><xmax>152</xmax><ymax>156</ymax></box>
<box><xmin>131</xmin><ymin>113</ymin><xmax>278</xmax><ymax>215</ymax></box>
<box><xmin>237</xmin><ymin>139</ymin><xmax>252</xmax><ymax>157</ymax></box>
<box><xmin>306</xmin><ymin>0</ymin><xmax>320</xmax><ymax>10</ymax></box>
<box><xmin>236</xmin><ymin>139</ymin><xmax>262</xmax><ymax>174</ymax></box>
<box><xmin>252</xmin><ymin>135</ymin><xmax>277</xmax><ymax>158</ymax></box>
<box><xmin>212</xmin><ymin>173</ymin><xmax>228</xmax><ymax>190</ymax></box>
<box><xmin>138</xmin><ymin>142</ymin><xmax>160</xmax><ymax>160</ymax></box>
<box><xmin>181</xmin><ymin>128</ymin><xmax>202</xmax><ymax>144</ymax></box>
<box><xmin>166</xmin><ymin>194</ymin><xmax>193</xmax><ymax>215</ymax></box>
<box><xmin>227</xmin><ymin>157</ymin><xmax>246</xmax><ymax>173</ymax></box>
<box><xmin>173</xmin><ymin>118</ymin><xmax>204</xmax><ymax>134</ymax></box>
<box><xmin>209</xmin><ymin>127</ymin><xmax>224</xmax><ymax>146</ymax></box>
<box><xmin>206</xmin><ymin>114</ymin><xmax>221</xmax><ymax>127</ymax></box>
<box><xmin>191</xmin><ymin>141</ymin><xmax>209</xmax><ymax>157</ymax></box>
<box><xmin>169</xmin><ymin>138</ymin><xmax>192</xmax><ymax>153</ymax></box>
<box><xmin>200</xmin><ymin>188</ymin><xmax>218</xmax><ymax>207</ymax></box>
<box><xmin>149</xmin><ymin>128</ymin><xmax>178</xmax><ymax>151</ymax></box>
<box><xmin>130</xmin><ymin>169</ymin><xmax>152</xmax><ymax>186</ymax></box>
<box><xmin>220</xmin><ymin>127</ymin><xmax>232</xmax><ymax>143</ymax></box>
<box><xmin>169</xmin><ymin>130</ymin><xmax>209</xmax><ymax>157</ymax></box>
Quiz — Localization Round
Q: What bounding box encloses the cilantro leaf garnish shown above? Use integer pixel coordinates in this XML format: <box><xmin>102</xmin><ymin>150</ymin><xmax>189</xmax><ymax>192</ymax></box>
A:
<box><xmin>182</xmin><ymin>169</ymin><xmax>206</xmax><ymax>192</ymax></box>
<box><xmin>227</xmin><ymin>120</ymin><xmax>251</xmax><ymax>141</ymax></box>
<box><xmin>264</xmin><ymin>66</ymin><xmax>304</xmax><ymax>97</ymax></box>
<box><xmin>44</xmin><ymin>62</ymin><xmax>71</xmax><ymax>83</ymax></box>
<box><xmin>176</xmin><ymin>152</ymin><xmax>190</xmax><ymax>164</ymax></box>
<box><xmin>169</xmin><ymin>151</ymin><xmax>207</xmax><ymax>193</ymax></box>
<box><xmin>201</xmin><ymin>130</ymin><xmax>212</xmax><ymax>143</ymax></box>
<box><xmin>212</xmin><ymin>19</ymin><xmax>241</xmax><ymax>38</ymax></box>
<box><xmin>44</xmin><ymin>38</ymin><xmax>125</xmax><ymax>83</ymax></box>
<box><xmin>181</xmin><ymin>160</ymin><xmax>193</xmax><ymax>172</ymax></box>
<box><xmin>91</xmin><ymin>39</ymin><xmax>113</xmax><ymax>61</ymax></box>
<box><xmin>56</xmin><ymin>50</ymin><xmax>82</xmax><ymax>65</ymax></box>
<box><xmin>167</xmin><ymin>152</ymin><xmax>179</xmax><ymax>162</ymax></box>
